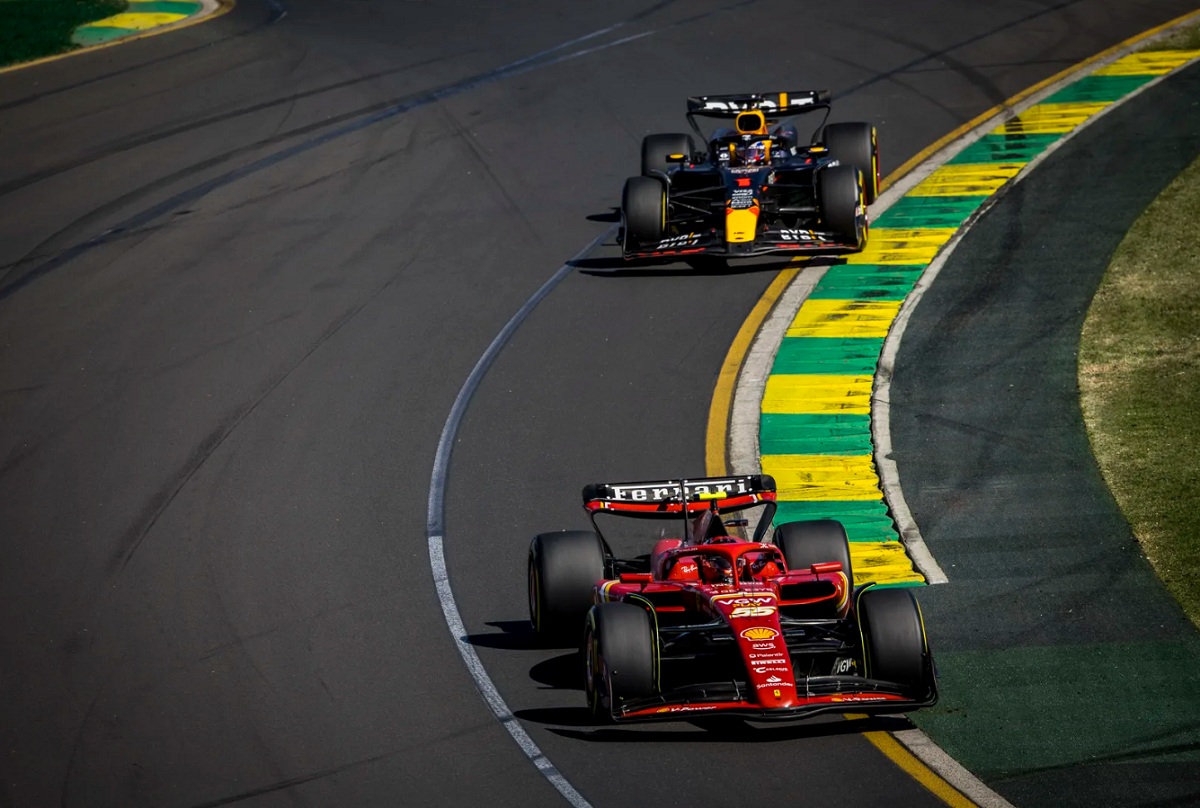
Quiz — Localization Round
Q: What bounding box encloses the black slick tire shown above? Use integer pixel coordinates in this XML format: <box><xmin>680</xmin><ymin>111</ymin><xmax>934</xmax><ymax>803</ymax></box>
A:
<box><xmin>773</xmin><ymin>519</ymin><xmax>853</xmax><ymax>583</ymax></box>
<box><xmin>818</xmin><ymin>164</ymin><xmax>865</xmax><ymax>249</ymax></box>
<box><xmin>622</xmin><ymin>175</ymin><xmax>666</xmax><ymax>252</ymax></box>
<box><xmin>856</xmin><ymin>587</ymin><xmax>931</xmax><ymax>694</ymax></box>
<box><xmin>641</xmin><ymin>133</ymin><xmax>695</xmax><ymax>177</ymax></box>
<box><xmin>823</xmin><ymin>121</ymin><xmax>879</xmax><ymax>204</ymax></box>
<box><xmin>528</xmin><ymin>530</ymin><xmax>605</xmax><ymax>643</ymax></box>
<box><xmin>585</xmin><ymin>602</ymin><xmax>656</xmax><ymax>720</ymax></box>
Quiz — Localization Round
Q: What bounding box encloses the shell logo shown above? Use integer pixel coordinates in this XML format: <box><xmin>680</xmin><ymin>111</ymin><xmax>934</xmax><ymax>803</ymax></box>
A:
<box><xmin>740</xmin><ymin>627</ymin><xmax>779</xmax><ymax>641</ymax></box>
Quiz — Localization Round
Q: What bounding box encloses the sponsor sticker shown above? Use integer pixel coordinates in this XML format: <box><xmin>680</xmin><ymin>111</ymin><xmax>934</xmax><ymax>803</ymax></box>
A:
<box><xmin>730</xmin><ymin>188</ymin><xmax>755</xmax><ymax>209</ymax></box>
<box><xmin>753</xmin><ymin>665</ymin><xmax>790</xmax><ymax>674</ymax></box>
<box><xmin>757</xmin><ymin>681</ymin><xmax>794</xmax><ymax>689</ymax></box>
<box><xmin>751</xmin><ymin>641</ymin><xmax>777</xmax><ymax>650</ymax></box>
<box><xmin>606</xmin><ymin>478</ymin><xmax>752</xmax><ymax>502</ymax></box>
<box><xmin>741</xmin><ymin>627</ymin><xmax>778</xmax><ymax>641</ymax></box>
<box><xmin>779</xmin><ymin>229</ymin><xmax>815</xmax><ymax>241</ymax></box>
<box><xmin>713</xmin><ymin>594</ymin><xmax>775</xmax><ymax>605</ymax></box>
<box><xmin>655</xmin><ymin>233</ymin><xmax>700</xmax><ymax>250</ymax></box>
<box><xmin>749</xmin><ymin>652</ymin><xmax>785</xmax><ymax>660</ymax></box>
<box><xmin>830</xmin><ymin>694</ymin><xmax>889</xmax><ymax>704</ymax></box>
<box><xmin>731</xmin><ymin>605</ymin><xmax>776</xmax><ymax>618</ymax></box>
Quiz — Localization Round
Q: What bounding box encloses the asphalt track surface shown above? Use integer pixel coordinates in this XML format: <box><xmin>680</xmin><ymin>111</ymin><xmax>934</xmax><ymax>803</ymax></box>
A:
<box><xmin>893</xmin><ymin>59</ymin><xmax>1200</xmax><ymax>808</ymax></box>
<box><xmin>1</xmin><ymin>2</ymin><xmax>1197</xmax><ymax>806</ymax></box>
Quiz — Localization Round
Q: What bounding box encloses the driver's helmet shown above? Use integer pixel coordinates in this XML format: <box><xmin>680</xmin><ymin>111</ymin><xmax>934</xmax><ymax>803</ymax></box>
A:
<box><xmin>698</xmin><ymin>554</ymin><xmax>735</xmax><ymax>585</ymax></box>
<box><xmin>742</xmin><ymin>140</ymin><xmax>768</xmax><ymax>166</ymax></box>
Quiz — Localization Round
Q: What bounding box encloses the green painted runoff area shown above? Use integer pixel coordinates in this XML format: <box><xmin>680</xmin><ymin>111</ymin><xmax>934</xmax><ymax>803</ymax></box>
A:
<box><xmin>0</xmin><ymin>0</ymin><xmax>125</xmax><ymax>66</ymax></box>
<box><xmin>917</xmin><ymin>640</ymin><xmax>1200</xmax><ymax>779</ymax></box>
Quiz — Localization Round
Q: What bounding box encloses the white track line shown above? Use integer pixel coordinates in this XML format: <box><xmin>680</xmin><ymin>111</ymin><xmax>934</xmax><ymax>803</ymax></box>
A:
<box><xmin>426</xmin><ymin>230</ymin><xmax>613</xmax><ymax>808</ymax></box>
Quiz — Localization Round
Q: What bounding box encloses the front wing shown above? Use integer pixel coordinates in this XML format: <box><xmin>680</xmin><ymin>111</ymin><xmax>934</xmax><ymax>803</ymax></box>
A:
<box><xmin>608</xmin><ymin>676</ymin><xmax>937</xmax><ymax>723</ymax></box>
<box><xmin>622</xmin><ymin>227</ymin><xmax>863</xmax><ymax>260</ymax></box>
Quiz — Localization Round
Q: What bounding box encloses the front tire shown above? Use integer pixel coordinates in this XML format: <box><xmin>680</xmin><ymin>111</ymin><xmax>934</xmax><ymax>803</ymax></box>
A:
<box><xmin>641</xmin><ymin>133</ymin><xmax>695</xmax><ymax>177</ymax></box>
<box><xmin>824</xmin><ymin>121</ymin><xmax>879</xmax><ymax>204</ymax></box>
<box><xmin>622</xmin><ymin>175</ymin><xmax>666</xmax><ymax>252</ymax></box>
<box><xmin>773</xmin><ymin>519</ymin><xmax>853</xmax><ymax>584</ymax></box>
<box><xmin>585</xmin><ymin>602</ymin><xmax>656</xmax><ymax>720</ymax></box>
<box><xmin>528</xmin><ymin>530</ymin><xmax>605</xmax><ymax>643</ymax></box>
<box><xmin>857</xmin><ymin>587</ymin><xmax>933</xmax><ymax>695</ymax></box>
<box><xmin>818</xmin><ymin>164</ymin><xmax>866</xmax><ymax>250</ymax></box>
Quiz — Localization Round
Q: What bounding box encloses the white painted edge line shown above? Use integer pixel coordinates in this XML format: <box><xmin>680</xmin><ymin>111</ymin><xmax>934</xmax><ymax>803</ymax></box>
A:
<box><xmin>426</xmin><ymin>229</ymin><xmax>614</xmax><ymax>808</ymax></box>
<box><xmin>729</xmin><ymin>23</ymin><xmax>1200</xmax><ymax>808</ymax></box>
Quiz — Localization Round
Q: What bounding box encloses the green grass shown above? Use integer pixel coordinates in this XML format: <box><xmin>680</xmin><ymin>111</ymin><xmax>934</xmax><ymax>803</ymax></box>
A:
<box><xmin>1078</xmin><ymin>149</ymin><xmax>1200</xmax><ymax>628</ymax></box>
<box><xmin>1143</xmin><ymin>22</ymin><xmax>1200</xmax><ymax>51</ymax></box>
<box><xmin>0</xmin><ymin>0</ymin><xmax>127</xmax><ymax>67</ymax></box>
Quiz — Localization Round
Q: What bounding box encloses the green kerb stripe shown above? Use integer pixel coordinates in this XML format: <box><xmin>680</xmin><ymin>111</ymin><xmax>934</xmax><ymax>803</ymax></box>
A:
<box><xmin>871</xmin><ymin>194</ymin><xmax>984</xmax><ymax>230</ymax></box>
<box><xmin>760</xmin><ymin>413</ymin><xmax>872</xmax><ymax>455</ymax></box>
<box><xmin>809</xmin><ymin>265</ymin><xmax>925</xmax><ymax>301</ymax></box>
<box><xmin>774</xmin><ymin>499</ymin><xmax>900</xmax><ymax>543</ymax></box>
<box><xmin>771</xmin><ymin>336</ymin><xmax>883</xmax><ymax>375</ymax></box>
<box><xmin>1044</xmin><ymin>74</ymin><xmax>1156</xmax><ymax>104</ymax></box>
<box><xmin>128</xmin><ymin>0</ymin><xmax>201</xmax><ymax>12</ymax></box>
<box><xmin>72</xmin><ymin>26</ymin><xmax>138</xmax><ymax>45</ymax></box>
<box><xmin>948</xmin><ymin>133</ymin><xmax>1061</xmax><ymax>165</ymax></box>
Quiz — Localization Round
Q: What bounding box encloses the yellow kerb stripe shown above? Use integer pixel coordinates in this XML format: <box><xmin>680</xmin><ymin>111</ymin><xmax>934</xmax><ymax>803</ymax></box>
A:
<box><xmin>907</xmin><ymin>162</ymin><xmax>1025</xmax><ymax>197</ymax></box>
<box><xmin>1094</xmin><ymin>50</ymin><xmax>1200</xmax><ymax>76</ymax></box>
<box><xmin>845</xmin><ymin>228</ymin><xmax>957</xmax><ymax>265</ymax></box>
<box><xmin>763</xmin><ymin>454</ymin><xmax>882</xmax><ymax>501</ymax></box>
<box><xmin>88</xmin><ymin>11</ymin><xmax>189</xmax><ymax>28</ymax></box>
<box><xmin>785</xmin><ymin>299</ymin><xmax>902</xmax><ymax>338</ymax></box>
<box><xmin>852</xmin><ymin>542</ymin><xmax>926</xmax><ymax>586</ymax></box>
<box><xmin>845</xmin><ymin>722</ymin><xmax>976</xmax><ymax>807</ymax></box>
<box><xmin>762</xmin><ymin>373</ymin><xmax>873</xmax><ymax>415</ymax></box>
<box><xmin>997</xmin><ymin>101</ymin><xmax>1110</xmax><ymax>135</ymax></box>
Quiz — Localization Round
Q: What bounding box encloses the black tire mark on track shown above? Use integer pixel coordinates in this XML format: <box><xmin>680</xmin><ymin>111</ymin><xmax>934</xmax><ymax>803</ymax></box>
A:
<box><xmin>0</xmin><ymin>0</ymin><xmax>769</xmax><ymax>301</ymax></box>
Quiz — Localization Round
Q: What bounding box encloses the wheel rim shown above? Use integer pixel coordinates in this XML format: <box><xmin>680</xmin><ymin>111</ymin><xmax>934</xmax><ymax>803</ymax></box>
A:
<box><xmin>527</xmin><ymin>561</ymin><xmax>540</xmax><ymax>632</ymax></box>
<box><xmin>585</xmin><ymin>625</ymin><xmax>602</xmax><ymax>712</ymax></box>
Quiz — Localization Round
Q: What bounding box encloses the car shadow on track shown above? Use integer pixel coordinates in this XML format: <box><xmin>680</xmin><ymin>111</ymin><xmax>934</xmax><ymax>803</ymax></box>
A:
<box><xmin>573</xmin><ymin>253</ymin><xmax>844</xmax><ymax>277</ymax></box>
<box><xmin>515</xmin><ymin>709</ymin><xmax>917</xmax><ymax>743</ymax></box>
<box><xmin>463</xmin><ymin>620</ymin><xmax>548</xmax><ymax>651</ymax></box>
<box><xmin>574</xmin><ymin>256</ymin><xmax>802</xmax><ymax>277</ymax></box>
<box><xmin>466</xmin><ymin>624</ymin><xmax>923</xmax><ymax>743</ymax></box>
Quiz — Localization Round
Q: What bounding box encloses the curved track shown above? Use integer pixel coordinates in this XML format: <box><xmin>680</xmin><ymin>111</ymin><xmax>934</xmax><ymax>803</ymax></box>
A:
<box><xmin>1</xmin><ymin>2</ymin><xmax>1195</xmax><ymax>805</ymax></box>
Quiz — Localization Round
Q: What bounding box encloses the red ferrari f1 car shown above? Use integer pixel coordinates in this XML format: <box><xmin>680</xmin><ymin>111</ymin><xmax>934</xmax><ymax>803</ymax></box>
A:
<box><xmin>527</xmin><ymin>474</ymin><xmax>937</xmax><ymax>722</ymax></box>
<box><xmin>620</xmin><ymin>91</ymin><xmax>879</xmax><ymax>261</ymax></box>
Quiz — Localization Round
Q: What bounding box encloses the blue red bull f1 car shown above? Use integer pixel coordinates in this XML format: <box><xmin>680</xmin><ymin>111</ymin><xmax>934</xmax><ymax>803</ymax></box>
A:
<box><xmin>620</xmin><ymin>91</ymin><xmax>879</xmax><ymax>261</ymax></box>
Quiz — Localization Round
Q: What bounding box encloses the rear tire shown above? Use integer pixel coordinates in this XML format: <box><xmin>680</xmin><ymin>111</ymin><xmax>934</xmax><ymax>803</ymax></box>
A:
<box><xmin>585</xmin><ymin>602</ymin><xmax>656</xmax><ymax>719</ymax></box>
<box><xmin>622</xmin><ymin>175</ymin><xmax>666</xmax><ymax>251</ymax></box>
<box><xmin>773</xmin><ymin>519</ymin><xmax>853</xmax><ymax>584</ymax></box>
<box><xmin>641</xmin><ymin>133</ymin><xmax>695</xmax><ymax>177</ymax></box>
<box><xmin>528</xmin><ymin>530</ymin><xmax>605</xmax><ymax>642</ymax></box>
<box><xmin>857</xmin><ymin>587</ymin><xmax>931</xmax><ymax>694</ymax></box>
<box><xmin>818</xmin><ymin>164</ymin><xmax>865</xmax><ymax>249</ymax></box>
<box><xmin>824</xmin><ymin>121</ymin><xmax>879</xmax><ymax>204</ymax></box>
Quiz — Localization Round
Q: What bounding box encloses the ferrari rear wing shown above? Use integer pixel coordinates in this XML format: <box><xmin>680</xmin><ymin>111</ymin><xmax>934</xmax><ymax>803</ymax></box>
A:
<box><xmin>582</xmin><ymin>474</ymin><xmax>775</xmax><ymax>511</ymax></box>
